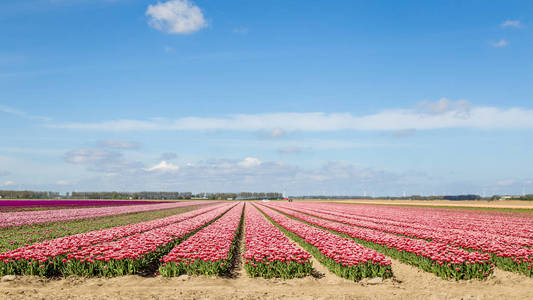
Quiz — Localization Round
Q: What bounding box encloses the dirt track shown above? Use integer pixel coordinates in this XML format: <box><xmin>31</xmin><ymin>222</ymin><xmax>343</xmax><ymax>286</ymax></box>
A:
<box><xmin>2</xmin><ymin>257</ymin><xmax>532</xmax><ymax>300</ymax></box>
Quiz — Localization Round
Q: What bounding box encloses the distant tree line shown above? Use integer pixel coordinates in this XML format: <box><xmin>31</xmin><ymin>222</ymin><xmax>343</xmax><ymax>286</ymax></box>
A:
<box><xmin>235</xmin><ymin>192</ymin><xmax>283</xmax><ymax>200</ymax></box>
<box><xmin>519</xmin><ymin>194</ymin><xmax>533</xmax><ymax>201</ymax></box>
<box><xmin>490</xmin><ymin>194</ymin><xmax>533</xmax><ymax>201</ymax></box>
<box><xmin>0</xmin><ymin>190</ymin><xmax>60</xmax><ymax>199</ymax></box>
<box><xmin>0</xmin><ymin>190</ymin><xmax>282</xmax><ymax>200</ymax></box>
<box><xmin>299</xmin><ymin>195</ymin><xmax>483</xmax><ymax>201</ymax></box>
<box><xmin>70</xmin><ymin>192</ymin><xmax>193</xmax><ymax>200</ymax></box>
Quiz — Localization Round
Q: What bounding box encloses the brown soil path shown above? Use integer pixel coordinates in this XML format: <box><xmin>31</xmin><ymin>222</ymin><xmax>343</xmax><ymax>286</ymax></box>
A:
<box><xmin>2</xmin><ymin>258</ymin><xmax>533</xmax><ymax>299</ymax></box>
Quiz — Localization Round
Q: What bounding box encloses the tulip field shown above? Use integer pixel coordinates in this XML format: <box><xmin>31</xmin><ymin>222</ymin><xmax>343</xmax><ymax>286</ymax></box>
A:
<box><xmin>1</xmin><ymin>199</ymin><xmax>533</xmax><ymax>285</ymax></box>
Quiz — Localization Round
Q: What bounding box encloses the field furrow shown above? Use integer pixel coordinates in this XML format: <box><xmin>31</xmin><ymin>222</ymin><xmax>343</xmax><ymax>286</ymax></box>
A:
<box><xmin>263</xmin><ymin>203</ymin><xmax>493</xmax><ymax>280</ymax></box>
<box><xmin>256</xmin><ymin>204</ymin><xmax>393</xmax><ymax>281</ymax></box>
<box><xmin>159</xmin><ymin>202</ymin><xmax>244</xmax><ymax>276</ymax></box>
<box><xmin>242</xmin><ymin>204</ymin><xmax>312</xmax><ymax>279</ymax></box>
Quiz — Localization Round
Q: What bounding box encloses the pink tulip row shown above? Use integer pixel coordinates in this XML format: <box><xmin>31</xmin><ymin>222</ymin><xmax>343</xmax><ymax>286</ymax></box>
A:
<box><xmin>0</xmin><ymin>203</ymin><xmax>234</xmax><ymax>276</ymax></box>
<box><xmin>0</xmin><ymin>201</ymin><xmax>207</xmax><ymax>227</ymax></box>
<box><xmin>263</xmin><ymin>203</ymin><xmax>492</xmax><ymax>280</ymax></box>
<box><xmin>277</xmin><ymin>203</ymin><xmax>533</xmax><ymax>276</ymax></box>
<box><xmin>302</xmin><ymin>203</ymin><xmax>533</xmax><ymax>240</ymax></box>
<box><xmin>159</xmin><ymin>203</ymin><xmax>245</xmax><ymax>276</ymax></box>
<box><xmin>242</xmin><ymin>204</ymin><xmax>312</xmax><ymax>278</ymax></box>
<box><xmin>284</xmin><ymin>202</ymin><xmax>533</xmax><ymax>252</ymax></box>
<box><xmin>286</xmin><ymin>203</ymin><xmax>533</xmax><ymax>248</ymax></box>
<box><xmin>256</xmin><ymin>204</ymin><xmax>392</xmax><ymax>280</ymax></box>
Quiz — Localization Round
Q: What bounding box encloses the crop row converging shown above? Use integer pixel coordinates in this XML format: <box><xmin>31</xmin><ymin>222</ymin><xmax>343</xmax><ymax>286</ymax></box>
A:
<box><xmin>1</xmin><ymin>200</ymin><xmax>532</xmax><ymax>280</ymax></box>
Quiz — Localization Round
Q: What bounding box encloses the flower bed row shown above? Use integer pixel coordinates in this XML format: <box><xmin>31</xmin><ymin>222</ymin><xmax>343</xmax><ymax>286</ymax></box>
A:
<box><xmin>279</xmin><ymin>203</ymin><xmax>533</xmax><ymax>277</ymax></box>
<box><xmin>0</xmin><ymin>201</ymin><xmax>207</xmax><ymax>227</ymax></box>
<box><xmin>288</xmin><ymin>203</ymin><xmax>533</xmax><ymax>248</ymax></box>
<box><xmin>242</xmin><ymin>204</ymin><xmax>312</xmax><ymax>279</ymax></box>
<box><xmin>159</xmin><ymin>203</ymin><xmax>245</xmax><ymax>276</ymax></box>
<box><xmin>0</xmin><ymin>203</ymin><xmax>233</xmax><ymax>276</ymax></box>
<box><xmin>0</xmin><ymin>204</ymin><xmax>203</xmax><ymax>252</ymax></box>
<box><xmin>256</xmin><ymin>205</ymin><xmax>392</xmax><ymax>281</ymax></box>
<box><xmin>263</xmin><ymin>204</ymin><xmax>493</xmax><ymax>280</ymax></box>
<box><xmin>294</xmin><ymin>203</ymin><xmax>533</xmax><ymax>241</ymax></box>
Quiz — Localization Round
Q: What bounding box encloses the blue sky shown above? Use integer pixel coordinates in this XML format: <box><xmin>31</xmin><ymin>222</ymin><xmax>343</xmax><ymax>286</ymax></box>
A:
<box><xmin>1</xmin><ymin>0</ymin><xmax>532</xmax><ymax>196</ymax></box>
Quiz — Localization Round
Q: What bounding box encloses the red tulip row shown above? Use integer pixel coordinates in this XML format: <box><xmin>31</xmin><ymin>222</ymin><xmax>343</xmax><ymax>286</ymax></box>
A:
<box><xmin>263</xmin><ymin>204</ymin><xmax>493</xmax><ymax>280</ymax></box>
<box><xmin>0</xmin><ymin>203</ymin><xmax>234</xmax><ymax>276</ymax></box>
<box><xmin>242</xmin><ymin>204</ymin><xmax>312</xmax><ymax>279</ymax></box>
<box><xmin>256</xmin><ymin>204</ymin><xmax>392</xmax><ymax>281</ymax></box>
<box><xmin>278</xmin><ymin>203</ymin><xmax>533</xmax><ymax>277</ymax></box>
<box><xmin>159</xmin><ymin>202</ymin><xmax>245</xmax><ymax>276</ymax></box>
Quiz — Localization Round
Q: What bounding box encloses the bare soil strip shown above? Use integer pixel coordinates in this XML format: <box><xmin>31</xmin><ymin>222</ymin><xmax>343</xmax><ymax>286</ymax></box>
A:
<box><xmin>3</xmin><ymin>261</ymin><xmax>533</xmax><ymax>299</ymax></box>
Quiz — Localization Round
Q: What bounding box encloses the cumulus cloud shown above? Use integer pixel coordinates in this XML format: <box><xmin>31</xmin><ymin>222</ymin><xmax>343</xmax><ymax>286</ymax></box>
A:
<box><xmin>501</xmin><ymin>20</ymin><xmax>522</xmax><ymax>28</ymax></box>
<box><xmin>2</xmin><ymin>180</ymin><xmax>14</xmax><ymax>186</ymax></box>
<box><xmin>238</xmin><ymin>157</ymin><xmax>261</xmax><ymax>168</ymax></box>
<box><xmin>50</xmin><ymin>99</ymin><xmax>533</xmax><ymax>132</ymax></box>
<box><xmin>55</xmin><ymin>180</ymin><xmax>69</xmax><ymax>185</ymax></box>
<box><xmin>71</xmin><ymin>155</ymin><xmax>405</xmax><ymax>195</ymax></box>
<box><xmin>146</xmin><ymin>0</ymin><xmax>207</xmax><ymax>34</ymax></box>
<box><xmin>98</xmin><ymin>139</ymin><xmax>140</xmax><ymax>150</ymax></box>
<box><xmin>491</xmin><ymin>39</ymin><xmax>508</xmax><ymax>48</ymax></box>
<box><xmin>145</xmin><ymin>161</ymin><xmax>180</xmax><ymax>172</ymax></box>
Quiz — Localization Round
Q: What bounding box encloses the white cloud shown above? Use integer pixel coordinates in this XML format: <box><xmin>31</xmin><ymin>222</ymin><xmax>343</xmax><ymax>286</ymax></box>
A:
<box><xmin>146</xmin><ymin>0</ymin><xmax>207</xmax><ymax>34</ymax></box>
<box><xmin>238</xmin><ymin>157</ymin><xmax>261</xmax><ymax>168</ymax></box>
<box><xmin>2</xmin><ymin>180</ymin><xmax>14</xmax><ymax>186</ymax></box>
<box><xmin>145</xmin><ymin>161</ymin><xmax>180</xmax><ymax>172</ymax></box>
<box><xmin>501</xmin><ymin>20</ymin><xmax>522</xmax><ymax>28</ymax></box>
<box><xmin>0</xmin><ymin>104</ymin><xmax>51</xmax><ymax>121</ymax></box>
<box><xmin>50</xmin><ymin>99</ymin><xmax>533</xmax><ymax>132</ymax></box>
<box><xmin>56</xmin><ymin>180</ymin><xmax>69</xmax><ymax>185</ymax></box>
<box><xmin>491</xmin><ymin>39</ymin><xmax>508</xmax><ymax>48</ymax></box>
<box><xmin>69</xmin><ymin>157</ymin><xmax>405</xmax><ymax>195</ymax></box>
<box><xmin>98</xmin><ymin>139</ymin><xmax>140</xmax><ymax>150</ymax></box>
